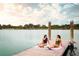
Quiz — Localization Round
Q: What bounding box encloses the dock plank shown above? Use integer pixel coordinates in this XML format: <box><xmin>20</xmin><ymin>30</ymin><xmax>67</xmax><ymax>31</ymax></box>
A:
<box><xmin>15</xmin><ymin>41</ymin><xmax>69</xmax><ymax>56</ymax></box>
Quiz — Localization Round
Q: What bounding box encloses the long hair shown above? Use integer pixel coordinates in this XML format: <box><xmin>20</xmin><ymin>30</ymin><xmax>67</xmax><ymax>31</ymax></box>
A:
<box><xmin>44</xmin><ymin>35</ymin><xmax>47</xmax><ymax>38</ymax></box>
<box><xmin>57</xmin><ymin>35</ymin><xmax>61</xmax><ymax>39</ymax></box>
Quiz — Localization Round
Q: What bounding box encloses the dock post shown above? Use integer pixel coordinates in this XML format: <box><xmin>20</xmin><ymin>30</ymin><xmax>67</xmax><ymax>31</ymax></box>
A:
<box><xmin>48</xmin><ymin>22</ymin><xmax>51</xmax><ymax>40</ymax></box>
<box><xmin>70</xmin><ymin>21</ymin><xmax>74</xmax><ymax>41</ymax></box>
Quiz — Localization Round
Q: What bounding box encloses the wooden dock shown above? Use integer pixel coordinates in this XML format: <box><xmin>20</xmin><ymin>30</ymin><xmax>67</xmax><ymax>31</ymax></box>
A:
<box><xmin>15</xmin><ymin>40</ymin><xmax>69</xmax><ymax>56</ymax></box>
<box><xmin>15</xmin><ymin>21</ymin><xmax>74</xmax><ymax>56</ymax></box>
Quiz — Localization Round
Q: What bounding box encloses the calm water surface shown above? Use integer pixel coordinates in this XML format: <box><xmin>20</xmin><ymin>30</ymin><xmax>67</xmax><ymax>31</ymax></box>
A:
<box><xmin>0</xmin><ymin>30</ymin><xmax>79</xmax><ymax>56</ymax></box>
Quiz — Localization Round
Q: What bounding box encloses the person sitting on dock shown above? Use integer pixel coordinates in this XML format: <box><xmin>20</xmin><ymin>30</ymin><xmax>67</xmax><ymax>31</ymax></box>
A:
<box><xmin>38</xmin><ymin>35</ymin><xmax>49</xmax><ymax>48</ymax></box>
<box><xmin>48</xmin><ymin>35</ymin><xmax>62</xmax><ymax>50</ymax></box>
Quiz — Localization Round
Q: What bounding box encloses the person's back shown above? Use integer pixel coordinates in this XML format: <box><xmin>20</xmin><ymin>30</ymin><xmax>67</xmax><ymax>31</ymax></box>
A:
<box><xmin>43</xmin><ymin>37</ymin><xmax>48</xmax><ymax>44</ymax></box>
<box><xmin>55</xmin><ymin>39</ymin><xmax>61</xmax><ymax>45</ymax></box>
<box><xmin>52</xmin><ymin>35</ymin><xmax>62</xmax><ymax>48</ymax></box>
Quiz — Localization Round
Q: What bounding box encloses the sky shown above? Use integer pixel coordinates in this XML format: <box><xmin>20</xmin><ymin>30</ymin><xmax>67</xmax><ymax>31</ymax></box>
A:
<box><xmin>0</xmin><ymin>3</ymin><xmax>79</xmax><ymax>26</ymax></box>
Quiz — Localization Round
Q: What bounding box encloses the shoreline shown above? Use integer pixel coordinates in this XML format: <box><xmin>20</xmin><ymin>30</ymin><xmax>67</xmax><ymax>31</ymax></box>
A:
<box><xmin>0</xmin><ymin>29</ymin><xmax>79</xmax><ymax>30</ymax></box>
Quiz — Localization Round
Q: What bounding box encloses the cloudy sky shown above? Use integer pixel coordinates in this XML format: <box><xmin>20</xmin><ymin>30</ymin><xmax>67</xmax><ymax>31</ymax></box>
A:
<box><xmin>0</xmin><ymin>3</ymin><xmax>79</xmax><ymax>26</ymax></box>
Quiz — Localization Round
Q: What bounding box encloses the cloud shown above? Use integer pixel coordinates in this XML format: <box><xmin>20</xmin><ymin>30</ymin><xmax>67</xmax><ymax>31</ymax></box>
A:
<box><xmin>0</xmin><ymin>3</ymin><xmax>33</xmax><ymax>25</ymax></box>
<box><xmin>0</xmin><ymin>3</ymin><xmax>79</xmax><ymax>25</ymax></box>
<box><xmin>60</xmin><ymin>3</ymin><xmax>79</xmax><ymax>18</ymax></box>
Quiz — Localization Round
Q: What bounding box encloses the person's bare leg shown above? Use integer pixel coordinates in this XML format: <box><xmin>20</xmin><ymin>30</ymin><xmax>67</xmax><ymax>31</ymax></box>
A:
<box><xmin>38</xmin><ymin>43</ymin><xmax>44</xmax><ymax>48</ymax></box>
<box><xmin>47</xmin><ymin>44</ymin><xmax>54</xmax><ymax>50</ymax></box>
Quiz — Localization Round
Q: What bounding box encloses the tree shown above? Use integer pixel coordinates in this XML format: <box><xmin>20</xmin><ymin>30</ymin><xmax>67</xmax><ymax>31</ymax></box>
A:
<box><xmin>41</xmin><ymin>25</ymin><xmax>47</xmax><ymax>29</ymax></box>
<box><xmin>7</xmin><ymin>24</ymin><xmax>12</xmax><ymax>28</ymax></box>
<box><xmin>24</xmin><ymin>24</ymin><xmax>29</xmax><ymax>29</ymax></box>
<box><xmin>0</xmin><ymin>24</ymin><xmax>2</xmax><ymax>29</ymax></box>
<box><xmin>2</xmin><ymin>25</ymin><xmax>7</xmax><ymax>29</ymax></box>
<box><xmin>29</xmin><ymin>24</ymin><xmax>34</xmax><ymax>29</ymax></box>
<box><xmin>34</xmin><ymin>24</ymin><xmax>41</xmax><ymax>29</ymax></box>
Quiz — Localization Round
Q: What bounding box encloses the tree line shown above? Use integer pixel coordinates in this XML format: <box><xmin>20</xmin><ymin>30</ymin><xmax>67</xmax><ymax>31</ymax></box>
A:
<box><xmin>0</xmin><ymin>24</ymin><xmax>79</xmax><ymax>29</ymax></box>
<box><xmin>0</xmin><ymin>24</ymin><xmax>47</xmax><ymax>29</ymax></box>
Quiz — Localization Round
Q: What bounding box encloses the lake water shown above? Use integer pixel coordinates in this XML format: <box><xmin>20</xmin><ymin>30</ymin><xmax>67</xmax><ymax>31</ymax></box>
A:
<box><xmin>0</xmin><ymin>30</ymin><xmax>79</xmax><ymax>56</ymax></box>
